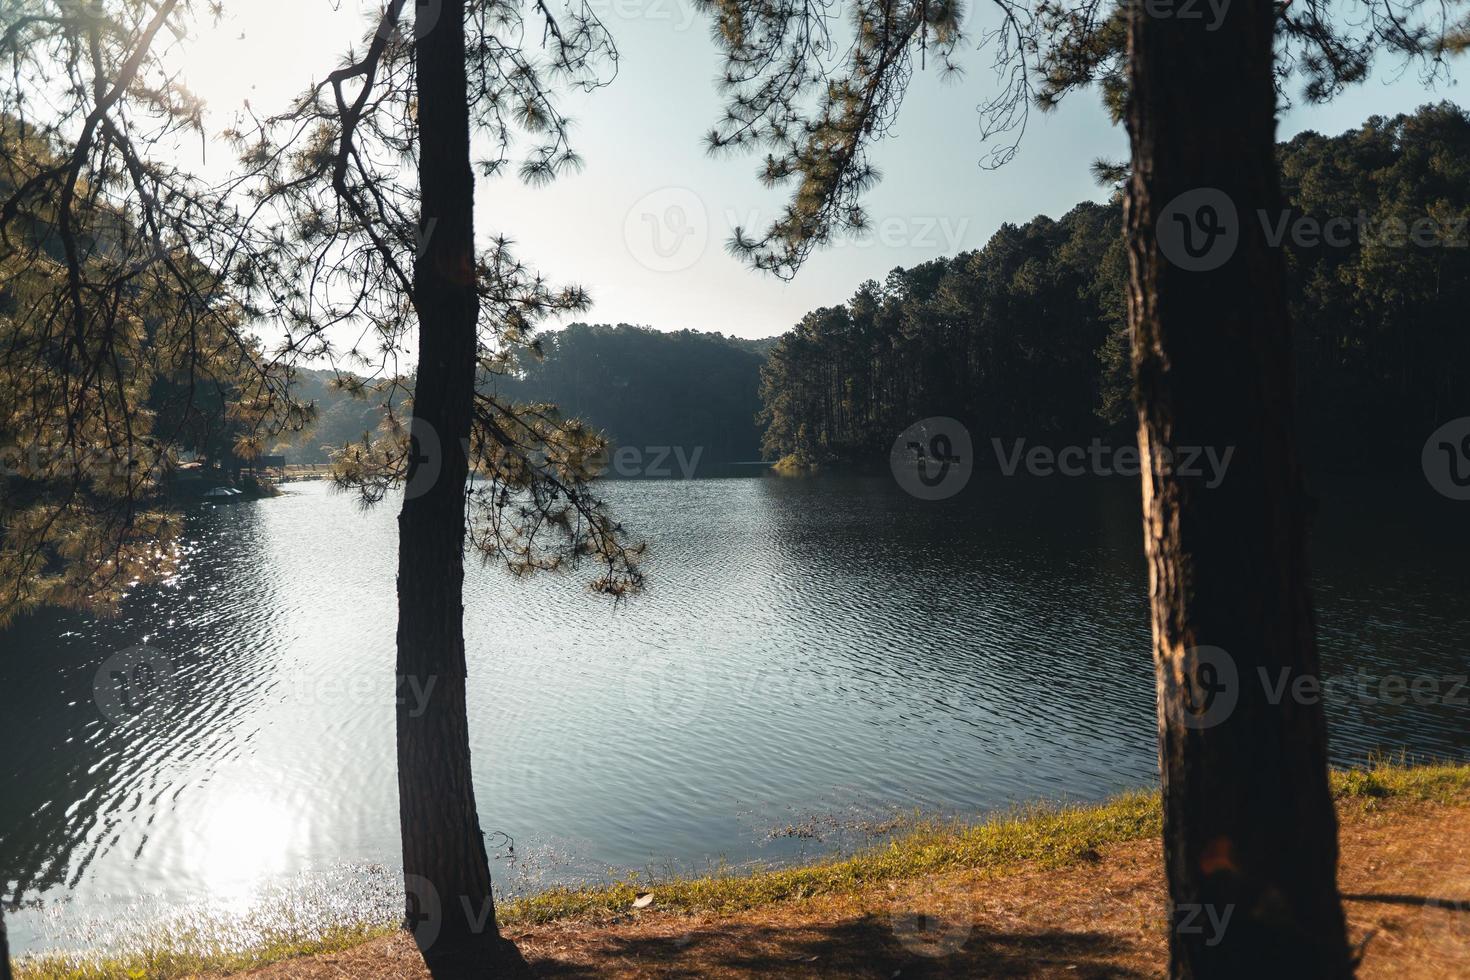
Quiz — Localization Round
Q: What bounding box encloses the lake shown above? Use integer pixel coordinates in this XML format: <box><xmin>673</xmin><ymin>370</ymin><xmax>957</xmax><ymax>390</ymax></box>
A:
<box><xmin>2</xmin><ymin>473</ymin><xmax>1468</xmax><ymax>955</ymax></box>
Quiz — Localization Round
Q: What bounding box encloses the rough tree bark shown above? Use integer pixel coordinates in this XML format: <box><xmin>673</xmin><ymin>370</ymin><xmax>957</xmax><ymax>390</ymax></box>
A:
<box><xmin>1125</xmin><ymin>0</ymin><xmax>1353</xmax><ymax>977</ymax></box>
<box><xmin>1</xmin><ymin>903</ymin><xmax>11</xmax><ymax>980</ymax></box>
<box><xmin>397</xmin><ymin>1</ymin><xmax>526</xmax><ymax>975</ymax></box>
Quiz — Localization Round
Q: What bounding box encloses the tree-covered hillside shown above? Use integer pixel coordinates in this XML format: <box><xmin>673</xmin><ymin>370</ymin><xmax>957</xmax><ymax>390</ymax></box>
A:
<box><xmin>275</xmin><ymin>324</ymin><xmax>775</xmax><ymax>468</ymax></box>
<box><xmin>760</xmin><ymin>103</ymin><xmax>1470</xmax><ymax>474</ymax></box>
<box><xmin>270</xmin><ymin>368</ymin><xmax>386</xmax><ymax>465</ymax></box>
<box><xmin>491</xmin><ymin>324</ymin><xmax>770</xmax><ymax>468</ymax></box>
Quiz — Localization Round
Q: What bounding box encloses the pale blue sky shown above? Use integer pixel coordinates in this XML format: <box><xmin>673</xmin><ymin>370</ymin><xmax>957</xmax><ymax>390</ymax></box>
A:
<box><xmin>169</xmin><ymin>0</ymin><xmax>1464</xmax><ymax>340</ymax></box>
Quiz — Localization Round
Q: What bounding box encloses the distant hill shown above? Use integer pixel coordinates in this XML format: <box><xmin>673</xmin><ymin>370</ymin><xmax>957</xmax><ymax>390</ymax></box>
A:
<box><xmin>273</xmin><ymin>323</ymin><xmax>777</xmax><ymax>468</ymax></box>
<box><xmin>491</xmin><ymin>323</ymin><xmax>771</xmax><ymax>468</ymax></box>
<box><xmin>270</xmin><ymin>367</ymin><xmax>388</xmax><ymax>464</ymax></box>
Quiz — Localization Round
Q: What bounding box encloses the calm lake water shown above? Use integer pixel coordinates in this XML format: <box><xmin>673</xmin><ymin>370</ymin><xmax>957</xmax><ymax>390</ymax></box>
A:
<box><xmin>2</xmin><ymin>474</ymin><xmax>1468</xmax><ymax>954</ymax></box>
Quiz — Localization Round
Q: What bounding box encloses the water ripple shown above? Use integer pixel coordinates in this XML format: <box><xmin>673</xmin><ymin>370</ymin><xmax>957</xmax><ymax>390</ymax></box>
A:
<box><xmin>1</xmin><ymin>475</ymin><xmax>1466</xmax><ymax>956</ymax></box>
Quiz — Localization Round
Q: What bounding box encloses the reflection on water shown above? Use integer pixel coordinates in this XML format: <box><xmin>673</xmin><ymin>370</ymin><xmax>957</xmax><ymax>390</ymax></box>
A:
<box><xmin>1</xmin><ymin>474</ymin><xmax>1466</xmax><ymax>954</ymax></box>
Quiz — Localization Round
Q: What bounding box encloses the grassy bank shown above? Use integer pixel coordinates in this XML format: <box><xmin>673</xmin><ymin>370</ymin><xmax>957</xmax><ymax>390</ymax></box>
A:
<box><xmin>771</xmin><ymin>453</ymin><xmax>820</xmax><ymax>476</ymax></box>
<box><xmin>17</xmin><ymin>759</ymin><xmax>1470</xmax><ymax>980</ymax></box>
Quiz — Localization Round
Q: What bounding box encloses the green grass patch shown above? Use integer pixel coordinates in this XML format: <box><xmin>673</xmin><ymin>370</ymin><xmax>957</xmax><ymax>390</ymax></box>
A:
<box><xmin>1331</xmin><ymin>755</ymin><xmax>1470</xmax><ymax>804</ymax></box>
<box><xmin>16</xmin><ymin>760</ymin><xmax>1470</xmax><ymax>979</ymax></box>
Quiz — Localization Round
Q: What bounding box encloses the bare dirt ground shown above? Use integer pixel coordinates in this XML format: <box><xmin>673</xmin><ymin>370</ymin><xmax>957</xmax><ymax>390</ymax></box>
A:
<box><xmin>228</xmin><ymin>801</ymin><xmax>1470</xmax><ymax>978</ymax></box>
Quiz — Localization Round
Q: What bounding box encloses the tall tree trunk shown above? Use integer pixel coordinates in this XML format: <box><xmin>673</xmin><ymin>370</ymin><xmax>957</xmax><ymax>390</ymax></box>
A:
<box><xmin>1126</xmin><ymin>2</ymin><xmax>1353</xmax><ymax>977</ymax></box>
<box><xmin>398</xmin><ymin>1</ymin><xmax>525</xmax><ymax>975</ymax></box>
<box><xmin>1</xmin><ymin>902</ymin><xmax>12</xmax><ymax>980</ymax></box>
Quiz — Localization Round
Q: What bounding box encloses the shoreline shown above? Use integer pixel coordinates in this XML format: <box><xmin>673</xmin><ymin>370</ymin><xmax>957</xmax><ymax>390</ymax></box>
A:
<box><xmin>15</xmin><ymin>759</ymin><xmax>1470</xmax><ymax>978</ymax></box>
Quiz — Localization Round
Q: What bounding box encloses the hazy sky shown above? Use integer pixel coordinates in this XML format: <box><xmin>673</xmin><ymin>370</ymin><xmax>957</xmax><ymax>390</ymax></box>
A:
<box><xmin>165</xmin><ymin>0</ymin><xmax>1463</xmax><ymax>340</ymax></box>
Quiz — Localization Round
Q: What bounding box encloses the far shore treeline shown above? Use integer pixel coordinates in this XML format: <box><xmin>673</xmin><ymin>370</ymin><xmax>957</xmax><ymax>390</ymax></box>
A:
<box><xmin>276</xmin><ymin>326</ymin><xmax>774</xmax><ymax>468</ymax></box>
<box><xmin>281</xmin><ymin>104</ymin><xmax>1470</xmax><ymax>477</ymax></box>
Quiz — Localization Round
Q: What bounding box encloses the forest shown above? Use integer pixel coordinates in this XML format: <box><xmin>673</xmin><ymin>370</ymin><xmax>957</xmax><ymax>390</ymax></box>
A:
<box><xmin>758</xmin><ymin>103</ymin><xmax>1470</xmax><ymax>473</ymax></box>
<box><xmin>282</xmin><ymin>104</ymin><xmax>1470</xmax><ymax>479</ymax></box>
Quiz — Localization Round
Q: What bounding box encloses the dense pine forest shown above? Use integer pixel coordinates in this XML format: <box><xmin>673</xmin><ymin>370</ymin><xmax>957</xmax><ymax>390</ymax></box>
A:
<box><xmin>760</xmin><ymin>103</ymin><xmax>1470</xmax><ymax>473</ymax></box>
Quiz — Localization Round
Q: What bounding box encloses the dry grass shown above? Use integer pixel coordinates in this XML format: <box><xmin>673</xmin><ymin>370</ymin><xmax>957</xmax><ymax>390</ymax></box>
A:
<box><xmin>17</xmin><ymin>760</ymin><xmax>1470</xmax><ymax>979</ymax></box>
<box><xmin>223</xmin><ymin>785</ymin><xmax>1470</xmax><ymax>979</ymax></box>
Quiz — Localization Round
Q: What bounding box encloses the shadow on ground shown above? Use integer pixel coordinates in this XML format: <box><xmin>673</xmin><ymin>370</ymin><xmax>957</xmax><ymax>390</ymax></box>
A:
<box><xmin>1344</xmin><ymin>893</ymin><xmax>1470</xmax><ymax>909</ymax></box>
<box><xmin>528</xmin><ymin>914</ymin><xmax>1148</xmax><ymax>978</ymax></box>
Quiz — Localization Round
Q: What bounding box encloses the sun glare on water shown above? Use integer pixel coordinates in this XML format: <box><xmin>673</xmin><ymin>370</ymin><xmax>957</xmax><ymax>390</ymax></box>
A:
<box><xmin>189</xmin><ymin>791</ymin><xmax>299</xmax><ymax>909</ymax></box>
